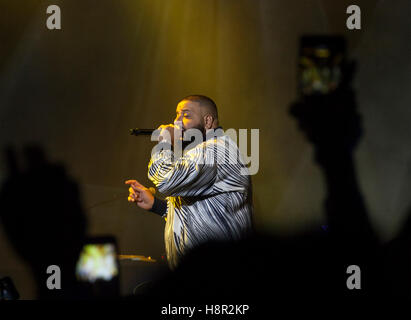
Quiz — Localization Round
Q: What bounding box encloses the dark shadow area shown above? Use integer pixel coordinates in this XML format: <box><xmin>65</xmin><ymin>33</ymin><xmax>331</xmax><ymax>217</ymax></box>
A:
<box><xmin>0</xmin><ymin>145</ymin><xmax>88</xmax><ymax>299</ymax></box>
<box><xmin>381</xmin><ymin>206</ymin><xmax>411</xmax><ymax>299</ymax></box>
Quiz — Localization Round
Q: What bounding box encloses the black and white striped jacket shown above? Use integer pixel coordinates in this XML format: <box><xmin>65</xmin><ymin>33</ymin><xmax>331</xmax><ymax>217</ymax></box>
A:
<box><xmin>148</xmin><ymin>130</ymin><xmax>253</xmax><ymax>268</ymax></box>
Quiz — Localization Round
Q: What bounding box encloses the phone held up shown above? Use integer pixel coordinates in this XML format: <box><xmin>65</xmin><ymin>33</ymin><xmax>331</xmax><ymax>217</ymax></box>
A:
<box><xmin>75</xmin><ymin>236</ymin><xmax>120</xmax><ymax>298</ymax></box>
<box><xmin>298</xmin><ymin>35</ymin><xmax>347</xmax><ymax>97</ymax></box>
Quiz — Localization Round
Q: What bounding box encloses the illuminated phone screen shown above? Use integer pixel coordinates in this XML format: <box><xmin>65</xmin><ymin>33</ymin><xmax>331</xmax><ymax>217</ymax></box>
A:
<box><xmin>75</xmin><ymin>243</ymin><xmax>119</xmax><ymax>283</ymax></box>
<box><xmin>298</xmin><ymin>36</ymin><xmax>346</xmax><ymax>96</ymax></box>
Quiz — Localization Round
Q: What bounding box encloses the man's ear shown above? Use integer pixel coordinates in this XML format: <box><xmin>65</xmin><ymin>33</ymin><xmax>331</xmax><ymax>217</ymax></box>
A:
<box><xmin>204</xmin><ymin>114</ymin><xmax>214</xmax><ymax>129</ymax></box>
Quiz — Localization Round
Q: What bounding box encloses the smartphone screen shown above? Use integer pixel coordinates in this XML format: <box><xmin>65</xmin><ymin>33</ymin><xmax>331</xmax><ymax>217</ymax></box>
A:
<box><xmin>298</xmin><ymin>35</ymin><xmax>346</xmax><ymax>96</ymax></box>
<box><xmin>75</xmin><ymin>241</ymin><xmax>119</xmax><ymax>283</ymax></box>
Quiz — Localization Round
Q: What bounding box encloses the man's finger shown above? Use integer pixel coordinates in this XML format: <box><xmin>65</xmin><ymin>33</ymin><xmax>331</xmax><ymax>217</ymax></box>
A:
<box><xmin>131</xmin><ymin>185</ymin><xmax>145</xmax><ymax>194</ymax></box>
<box><xmin>125</xmin><ymin>179</ymin><xmax>145</xmax><ymax>189</ymax></box>
<box><xmin>129</xmin><ymin>186</ymin><xmax>142</xmax><ymax>194</ymax></box>
<box><xmin>132</xmin><ymin>180</ymin><xmax>146</xmax><ymax>189</ymax></box>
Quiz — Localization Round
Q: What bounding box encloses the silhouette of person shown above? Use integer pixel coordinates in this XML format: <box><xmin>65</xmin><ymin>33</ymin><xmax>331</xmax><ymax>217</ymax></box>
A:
<box><xmin>0</xmin><ymin>145</ymin><xmax>87</xmax><ymax>299</ymax></box>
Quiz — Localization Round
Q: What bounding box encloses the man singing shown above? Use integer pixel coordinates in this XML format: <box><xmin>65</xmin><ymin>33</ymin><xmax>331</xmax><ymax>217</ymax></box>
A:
<box><xmin>126</xmin><ymin>95</ymin><xmax>253</xmax><ymax>268</ymax></box>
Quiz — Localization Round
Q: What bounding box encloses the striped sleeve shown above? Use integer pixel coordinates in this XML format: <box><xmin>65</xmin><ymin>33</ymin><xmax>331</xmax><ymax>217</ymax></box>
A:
<box><xmin>148</xmin><ymin>144</ymin><xmax>217</xmax><ymax>197</ymax></box>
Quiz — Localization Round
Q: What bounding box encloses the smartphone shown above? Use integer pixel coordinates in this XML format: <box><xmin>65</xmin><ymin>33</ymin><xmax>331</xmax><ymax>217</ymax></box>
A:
<box><xmin>75</xmin><ymin>236</ymin><xmax>119</xmax><ymax>297</ymax></box>
<box><xmin>298</xmin><ymin>35</ymin><xmax>346</xmax><ymax>96</ymax></box>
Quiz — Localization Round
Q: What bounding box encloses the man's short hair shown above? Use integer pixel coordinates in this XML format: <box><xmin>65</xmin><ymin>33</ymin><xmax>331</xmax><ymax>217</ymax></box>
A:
<box><xmin>181</xmin><ymin>95</ymin><xmax>218</xmax><ymax>121</ymax></box>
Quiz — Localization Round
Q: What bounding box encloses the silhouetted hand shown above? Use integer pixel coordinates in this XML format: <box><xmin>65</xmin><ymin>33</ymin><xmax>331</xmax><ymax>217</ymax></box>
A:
<box><xmin>290</xmin><ymin>88</ymin><xmax>362</xmax><ymax>166</ymax></box>
<box><xmin>292</xmin><ymin>90</ymin><xmax>361</xmax><ymax>143</ymax></box>
<box><xmin>125</xmin><ymin>180</ymin><xmax>155</xmax><ymax>210</ymax></box>
<box><xmin>0</xmin><ymin>145</ymin><xmax>87</xmax><ymax>299</ymax></box>
<box><xmin>290</xmin><ymin>61</ymin><xmax>361</xmax><ymax>159</ymax></box>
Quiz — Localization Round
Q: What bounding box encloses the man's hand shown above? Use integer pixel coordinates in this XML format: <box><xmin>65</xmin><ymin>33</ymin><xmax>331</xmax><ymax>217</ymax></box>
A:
<box><xmin>125</xmin><ymin>180</ymin><xmax>155</xmax><ymax>211</ymax></box>
<box><xmin>157</xmin><ymin>124</ymin><xmax>182</xmax><ymax>145</ymax></box>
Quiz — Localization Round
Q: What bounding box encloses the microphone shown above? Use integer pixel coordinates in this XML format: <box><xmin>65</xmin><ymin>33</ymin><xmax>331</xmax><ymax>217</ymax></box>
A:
<box><xmin>129</xmin><ymin>128</ymin><xmax>155</xmax><ymax>136</ymax></box>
